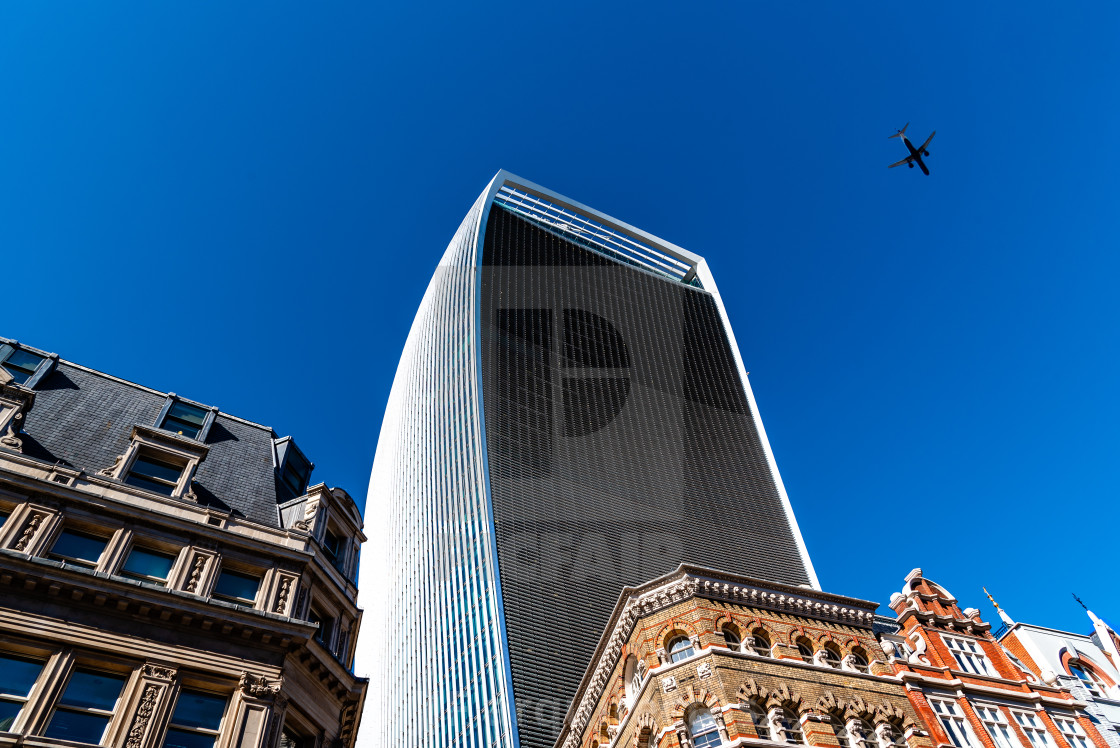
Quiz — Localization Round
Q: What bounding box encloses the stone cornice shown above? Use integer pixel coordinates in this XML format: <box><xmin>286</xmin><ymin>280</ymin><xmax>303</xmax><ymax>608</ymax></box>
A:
<box><xmin>555</xmin><ymin>565</ymin><xmax>880</xmax><ymax>748</ymax></box>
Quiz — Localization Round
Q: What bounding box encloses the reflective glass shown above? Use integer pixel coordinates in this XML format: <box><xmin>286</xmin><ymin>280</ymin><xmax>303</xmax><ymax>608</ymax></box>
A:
<box><xmin>0</xmin><ymin>654</ymin><xmax>45</xmax><ymax>696</ymax></box>
<box><xmin>122</xmin><ymin>547</ymin><xmax>176</xmax><ymax>583</ymax></box>
<box><xmin>49</xmin><ymin>530</ymin><xmax>108</xmax><ymax>566</ymax></box>
<box><xmin>213</xmin><ymin>570</ymin><xmax>259</xmax><ymax>604</ymax></box>
<box><xmin>0</xmin><ymin>509</ymin><xmax>8</xmax><ymax>531</ymax></box>
<box><xmin>0</xmin><ymin>701</ymin><xmax>22</xmax><ymax>731</ymax></box>
<box><xmin>165</xmin><ymin>728</ymin><xmax>218</xmax><ymax>748</ymax></box>
<box><xmin>130</xmin><ymin>455</ymin><xmax>182</xmax><ymax>483</ymax></box>
<box><xmin>2</xmin><ymin>350</ymin><xmax>43</xmax><ymax>384</ymax></box>
<box><xmin>44</xmin><ymin>708</ymin><xmax>111</xmax><ymax>743</ymax></box>
<box><xmin>162</xmin><ymin>402</ymin><xmax>208</xmax><ymax>439</ymax></box>
<box><xmin>669</xmin><ymin>637</ymin><xmax>694</xmax><ymax>663</ymax></box>
<box><xmin>59</xmin><ymin>670</ymin><xmax>127</xmax><ymax>710</ymax></box>
<box><xmin>170</xmin><ymin>690</ymin><xmax>226</xmax><ymax>730</ymax></box>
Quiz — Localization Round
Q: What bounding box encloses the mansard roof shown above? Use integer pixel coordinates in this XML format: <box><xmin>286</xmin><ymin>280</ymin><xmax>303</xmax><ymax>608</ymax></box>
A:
<box><xmin>12</xmin><ymin>352</ymin><xmax>301</xmax><ymax>528</ymax></box>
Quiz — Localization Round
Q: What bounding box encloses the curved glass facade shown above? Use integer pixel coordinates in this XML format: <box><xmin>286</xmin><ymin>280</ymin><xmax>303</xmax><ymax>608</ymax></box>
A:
<box><xmin>357</xmin><ymin>172</ymin><xmax>818</xmax><ymax>748</ymax></box>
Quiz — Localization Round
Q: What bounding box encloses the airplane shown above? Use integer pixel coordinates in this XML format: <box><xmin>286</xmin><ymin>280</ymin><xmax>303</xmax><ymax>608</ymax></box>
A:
<box><xmin>888</xmin><ymin>122</ymin><xmax>935</xmax><ymax>175</ymax></box>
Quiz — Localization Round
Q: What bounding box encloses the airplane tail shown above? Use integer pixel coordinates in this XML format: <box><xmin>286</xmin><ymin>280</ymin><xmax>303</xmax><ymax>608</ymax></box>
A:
<box><xmin>888</xmin><ymin>122</ymin><xmax>909</xmax><ymax>139</ymax></box>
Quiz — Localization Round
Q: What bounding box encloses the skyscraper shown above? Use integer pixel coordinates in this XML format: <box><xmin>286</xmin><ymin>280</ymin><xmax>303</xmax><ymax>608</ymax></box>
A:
<box><xmin>356</xmin><ymin>172</ymin><xmax>818</xmax><ymax>748</ymax></box>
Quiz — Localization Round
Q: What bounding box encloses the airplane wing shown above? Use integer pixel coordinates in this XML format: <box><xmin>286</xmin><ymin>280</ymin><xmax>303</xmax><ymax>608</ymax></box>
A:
<box><xmin>888</xmin><ymin>156</ymin><xmax>913</xmax><ymax>168</ymax></box>
<box><xmin>917</xmin><ymin>131</ymin><xmax>936</xmax><ymax>152</ymax></box>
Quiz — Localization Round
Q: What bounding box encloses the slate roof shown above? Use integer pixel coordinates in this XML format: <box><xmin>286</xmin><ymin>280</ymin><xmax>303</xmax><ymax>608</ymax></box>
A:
<box><xmin>16</xmin><ymin>358</ymin><xmax>303</xmax><ymax>528</ymax></box>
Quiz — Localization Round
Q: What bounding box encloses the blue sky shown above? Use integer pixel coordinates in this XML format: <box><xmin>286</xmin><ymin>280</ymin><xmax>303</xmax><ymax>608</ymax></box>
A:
<box><xmin>3</xmin><ymin>2</ymin><xmax>1117</xmax><ymax>635</ymax></box>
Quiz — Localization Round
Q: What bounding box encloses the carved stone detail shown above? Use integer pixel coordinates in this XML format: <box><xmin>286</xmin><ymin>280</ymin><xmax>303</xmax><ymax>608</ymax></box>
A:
<box><xmin>240</xmin><ymin>672</ymin><xmax>282</xmax><ymax>698</ymax></box>
<box><xmin>0</xmin><ymin>412</ymin><xmax>24</xmax><ymax>450</ymax></box>
<box><xmin>13</xmin><ymin>512</ymin><xmax>45</xmax><ymax>552</ymax></box>
<box><xmin>125</xmin><ymin>684</ymin><xmax>162</xmax><ymax>748</ymax></box>
<box><xmin>274</xmin><ymin>576</ymin><xmax>293</xmax><ymax>614</ymax></box>
<box><xmin>662</xmin><ymin>675</ymin><xmax>677</xmax><ymax>693</ymax></box>
<box><xmin>185</xmin><ymin>554</ymin><xmax>208</xmax><ymax>593</ymax></box>
<box><xmin>99</xmin><ymin>454</ymin><xmax>125</xmax><ymax>477</ymax></box>
<box><xmin>142</xmin><ymin>664</ymin><xmax>177</xmax><ymax>681</ymax></box>
<box><xmin>697</xmin><ymin>662</ymin><xmax>712</xmax><ymax>679</ymax></box>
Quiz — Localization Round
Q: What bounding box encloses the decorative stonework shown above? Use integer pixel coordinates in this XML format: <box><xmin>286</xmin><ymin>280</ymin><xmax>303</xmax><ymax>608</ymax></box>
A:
<box><xmin>274</xmin><ymin>576</ymin><xmax>293</xmax><ymax>614</ymax></box>
<box><xmin>697</xmin><ymin>662</ymin><xmax>712</xmax><ymax>679</ymax></box>
<box><xmin>185</xmin><ymin>554</ymin><xmax>208</xmax><ymax>593</ymax></box>
<box><xmin>142</xmin><ymin>664</ymin><xmax>177</xmax><ymax>681</ymax></box>
<box><xmin>0</xmin><ymin>412</ymin><xmax>24</xmax><ymax>450</ymax></box>
<box><xmin>240</xmin><ymin>672</ymin><xmax>282</xmax><ymax>698</ymax></box>
<box><xmin>125</xmin><ymin>684</ymin><xmax>162</xmax><ymax>748</ymax></box>
<box><xmin>662</xmin><ymin>676</ymin><xmax>677</xmax><ymax>693</ymax></box>
<box><xmin>99</xmin><ymin>453</ymin><xmax>125</xmax><ymax>477</ymax></box>
<box><xmin>13</xmin><ymin>512</ymin><xmax>45</xmax><ymax>552</ymax></box>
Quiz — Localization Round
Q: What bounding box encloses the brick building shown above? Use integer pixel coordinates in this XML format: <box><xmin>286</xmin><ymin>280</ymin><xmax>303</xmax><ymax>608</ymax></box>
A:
<box><xmin>557</xmin><ymin>565</ymin><xmax>931</xmax><ymax>748</ymax></box>
<box><xmin>879</xmin><ymin>569</ymin><xmax>1106</xmax><ymax>748</ymax></box>
<box><xmin>0</xmin><ymin>337</ymin><xmax>367</xmax><ymax>748</ymax></box>
<box><xmin>992</xmin><ymin>599</ymin><xmax>1120</xmax><ymax>748</ymax></box>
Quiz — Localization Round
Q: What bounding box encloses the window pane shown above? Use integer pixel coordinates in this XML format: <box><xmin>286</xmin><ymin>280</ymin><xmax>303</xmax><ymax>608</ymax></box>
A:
<box><xmin>122</xmin><ymin>547</ymin><xmax>177</xmax><ymax>582</ymax></box>
<box><xmin>167</xmin><ymin>402</ymin><xmax>207</xmax><ymax>427</ymax></box>
<box><xmin>171</xmin><ymin>691</ymin><xmax>227</xmax><ymax>730</ymax></box>
<box><xmin>0</xmin><ymin>700</ymin><xmax>24</xmax><ymax>731</ymax></box>
<box><xmin>165</xmin><ymin>727</ymin><xmax>218</xmax><ymax>748</ymax></box>
<box><xmin>59</xmin><ymin>670</ymin><xmax>127</xmax><ymax>711</ymax></box>
<box><xmin>0</xmin><ymin>654</ymin><xmax>43</xmax><ymax>696</ymax></box>
<box><xmin>50</xmin><ymin>530</ymin><xmax>108</xmax><ymax>565</ymax></box>
<box><xmin>131</xmin><ymin>455</ymin><xmax>183</xmax><ymax>483</ymax></box>
<box><xmin>213</xmin><ymin>570</ymin><xmax>259</xmax><ymax>604</ymax></box>
<box><xmin>44</xmin><ymin>708</ymin><xmax>111</xmax><ymax>743</ymax></box>
<box><xmin>0</xmin><ymin>509</ymin><xmax>9</xmax><ymax>531</ymax></box>
<box><xmin>3</xmin><ymin>350</ymin><xmax>43</xmax><ymax>383</ymax></box>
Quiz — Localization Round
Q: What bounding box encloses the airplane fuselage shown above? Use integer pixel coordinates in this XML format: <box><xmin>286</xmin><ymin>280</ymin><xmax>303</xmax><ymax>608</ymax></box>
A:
<box><xmin>901</xmin><ymin>134</ymin><xmax>930</xmax><ymax>175</ymax></box>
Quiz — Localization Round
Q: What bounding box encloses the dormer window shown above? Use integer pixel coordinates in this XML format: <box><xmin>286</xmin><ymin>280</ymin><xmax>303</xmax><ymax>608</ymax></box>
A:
<box><xmin>124</xmin><ymin>451</ymin><xmax>186</xmax><ymax>496</ymax></box>
<box><xmin>0</xmin><ymin>341</ymin><xmax>55</xmax><ymax>389</ymax></box>
<box><xmin>275</xmin><ymin>437</ymin><xmax>313</xmax><ymax>496</ymax></box>
<box><xmin>323</xmin><ymin>527</ymin><xmax>347</xmax><ymax>576</ymax></box>
<box><xmin>155</xmin><ymin>396</ymin><xmax>215</xmax><ymax>441</ymax></box>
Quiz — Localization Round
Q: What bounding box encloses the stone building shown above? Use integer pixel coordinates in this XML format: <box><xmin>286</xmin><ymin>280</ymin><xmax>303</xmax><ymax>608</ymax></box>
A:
<box><xmin>0</xmin><ymin>337</ymin><xmax>367</xmax><ymax>748</ymax></box>
<box><xmin>556</xmin><ymin>564</ymin><xmax>931</xmax><ymax>748</ymax></box>
<box><xmin>992</xmin><ymin>598</ymin><xmax>1120</xmax><ymax>748</ymax></box>
<box><xmin>879</xmin><ymin>569</ymin><xmax>1107</xmax><ymax>748</ymax></box>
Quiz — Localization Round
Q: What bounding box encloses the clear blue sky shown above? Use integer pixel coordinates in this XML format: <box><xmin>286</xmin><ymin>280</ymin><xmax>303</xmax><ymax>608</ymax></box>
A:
<box><xmin>3</xmin><ymin>3</ymin><xmax>1117</xmax><ymax>636</ymax></box>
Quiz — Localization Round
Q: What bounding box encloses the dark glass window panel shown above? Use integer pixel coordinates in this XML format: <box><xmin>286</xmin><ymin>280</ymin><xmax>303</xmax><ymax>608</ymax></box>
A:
<box><xmin>130</xmin><ymin>455</ymin><xmax>183</xmax><ymax>484</ymax></box>
<box><xmin>2</xmin><ymin>350</ymin><xmax>43</xmax><ymax>384</ymax></box>
<box><xmin>165</xmin><ymin>728</ymin><xmax>218</xmax><ymax>748</ymax></box>
<box><xmin>170</xmin><ymin>690</ymin><xmax>226</xmax><ymax>730</ymax></box>
<box><xmin>124</xmin><ymin>474</ymin><xmax>176</xmax><ymax>496</ymax></box>
<box><xmin>49</xmin><ymin>530</ymin><xmax>108</xmax><ymax>566</ymax></box>
<box><xmin>213</xmin><ymin>570</ymin><xmax>259</xmax><ymax>605</ymax></box>
<box><xmin>668</xmin><ymin>638</ymin><xmax>694</xmax><ymax>663</ymax></box>
<box><xmin>122</xmin><ymin>547</ymin><xmax>176</xmax><ymax>583</ymax></box>
<box><xmin>279</xmin><ymin>730</ymin><xmax>306</xmax><ymax>748</ymax></box>
<box><xmin>58</xmin><ymin>670</ymin><xmax>127</xmax><ymax>711</ymax></box>
<box><xmin>722</xmin><ymin>627</ymin><xmax>740</xmax><ymax>647</ymax></box>
<box><xmin>162</xmin><ymin>402</ymin><xmax>208</xmax><ymax>438</ymax></box>
<box><xmin>44</xmin><ymin>708</ymin><xmax>111</xmax><ymax>743</ymax></box>
<box><xmin>0</xmin><ymin>510</ymin><xmax>8</xmax><ymax>530</ymax></box>
<box><xmin>0</xmin><ymin>700</ymin><xmax>23</xmax><ymax>731</ymax></box>
<box><xmin>0</xmin><ymin>654</ymin><xmax>45</xmax><ymax>696</ymax></box>
<box><xmin>281</xmin><ymin>451</ymin><xmax>311</xmax><ymax>494</ymax></box>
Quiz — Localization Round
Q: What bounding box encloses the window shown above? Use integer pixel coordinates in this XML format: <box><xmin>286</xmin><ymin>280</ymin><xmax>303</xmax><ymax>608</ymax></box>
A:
<box><xmin>48</xmin><ymin>529</ymin><xmax>109</xmax><ymax>569</ymax></box>
<box><xmin>849</xmin><ymin>719</ymin><xmax>877</xmax><ymax>748</ymax></box>
<box><xmin>0</xmin><ymin>653</ymin><xmax>44</xmax><ymax>731</ymax></box>
<box><xmin>796</xmin><ymin>638</ymin><xmax>815</xmax><ymax>662</ymax></box>
<box><xmin>850</xmin><ymin>651</ymin><xmax>871</xmax><ymax>673</ymax></box>
<box><xmin>281</xmin><ymin>449</ymin><xmax>311</xmax><ymax>496</ymax></box>
<box><xmin>930</xmin><ymin>698</ymin><xmax>981</xmax><ymax>748</ymax></box>
<box><xmin>0</xmin><ymin>508</ymin><xmax>9</xmax><ymax>532</ymax></box>
<box><xmin>975</xmin><ymin>705</ymin><xmax>1021</xmax><ymax>748</ymax></box>
<box><xmin>722</xmin><ymin>625</ymin><xmax>741</xmax><ymax>652</ymax></box>
<box><xmin>821</xmin><ymin>644</ymin><xmax>842</xmax><ymax>668</ymax></box>
<box><xmin>623</xmin><ymin>655</ymin><xmax>640</xmax><ymax>704</ymax></box>
<box><xmin>776</xmin><ymin>708</ymin><xmax>804</xmax><ymax>744</ymax></box>
<box><xmin>668</xmin><ymin>636</ymin><xmax>695</xmax><ymax>663</ymax></box>
<box><xmin>831</xmin><ymin>717</ymin><xmax>853</xmax><ymax>748</ymax></box>
<box><xmin>1012</xmin><ymin>711</ymin><xmax>1057</xmax><ymax>748</ymax></box>
<box><xmin>160</xmin><ymin>402</ymin><xmax>209</xmax><ymax>440</ymax></box>
<box><xmin>164</xmin><ymin>690</ymin><xmax>227</xmax><ymax>748</ymax></box>
<box><xmin>1053</xmin><ymin>716</ymin><xmax>1090</xmax><ymax>748</ymax></box>
<box><xmin>322</xmin><ymin>528</ymin><xmax>346</xmax><ymax>576</ymax></box>
<box><xmin>44</xmin><ymin>669</ymin><xmax>128</xmax><ymax>744</ymax></box>
<box><xmin>211</xmin><ymin>569</ymin><xmax>260</xmax><ymax>608</ymax></box>
<box><xmin>309</xmin><ymin>607</ymin><xmax>335</xmax><ymax>648</ymax></box>
<box><xmin>751</xmin><ymin>630</ymin><xmax>772</xmax><ymax>657</ymax></box>
<box><xmin>1</xmin><ymin>349</ymin><xmax>45</xmax><ymax>386</ymax></box>
<box><xmin>279</xmin><ymin>728</ymin><xmax>309</xmax><ymax>748</ymax></box>
<box><xmin>124</xmin><ymin>452</ymin><xmax>186</xmax><ymax>496</ymax></box>
<box><xmin>120</xmin><ymin>546</ymin><xmax>178</xmax><ymax>586</ymax></box>
<box><xmin>688</xmin><ymin>707</ymin><xmax>722</xmax><ymax>748</ymax></box>
<box><xmin>1068</xmin><ymin>664</ymin><xmax>1107</xmax><ymax>698</ymax></box>
<box><xmin>944</xmin><ymin>636</ymin><xmax>994</xmax><ymax>676</ymax></box>
<box><xmin>745</xmin><ymin>702</ymin><xmax>770</xmax><ymax>740</ymax></box>
<box><xmin>879</xmin><ymin>724</ymin><xmax>907</xmax><ymax>748</ymax></box>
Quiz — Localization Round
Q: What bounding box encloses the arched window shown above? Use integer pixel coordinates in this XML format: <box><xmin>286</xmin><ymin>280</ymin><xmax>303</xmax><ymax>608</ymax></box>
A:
<box><xmin>1069</xmin><ymin>662</ymin><xmax>1107</xmax><ymax>698</ymax></box>
<box><xmin>878</xmin><ymin>723</ymin><xmax>907</xmax><ymax>748</ymax></box>
<box><xmin>776</xmin><ymin>708</ymin><xmax>804</xmax><ymax>744</ymax></box>
<box><xmin>821</xmin><ymin>644</ymin><xmax>842</xmax><ymax>668</ymax></box>
<box><xmin>668</xmin><ymin>636</ymin><xmax>695</xmax><ymax>663</ymax></box>
<box><xmin>851</xmin><ymin>719</ymin><xmax>877</xmax><ymax>748</ymax></box>
<box><xmin>850</xmin><ymin>651</ymin><xmax>871</xmax><ymax>673</ymax></box>
<box><xmin>751</xmin><ymin>630</ymin><xmax>773</xmax><ymax>657</ymax></box>
<box><xmin>795</xmin><ymin>638</ymin><xmax>814</xmax><ymax>662</ymax></box>
<box><xmin>831</xmin><ymin>716</ymin><xmax>852</xmax><ymax>748</ymax></box>
<box><xmin>623</xmin><ymin>655</ymin><xmax>639</xmax><ymax>703</ymax></box>
<box><xmin>745</xmin><ymin>702</ymin><xmax>770</xmax><ymax>740</ymax></box>
<box><xmin>722</xmin><ymin>625</ymin><xmax>742</xmax><ymax>652</ymax></box>
<box><xmin>687</xmin><ymin>706</ymin><xmax>722</xmax><ymax>748</ymax></box>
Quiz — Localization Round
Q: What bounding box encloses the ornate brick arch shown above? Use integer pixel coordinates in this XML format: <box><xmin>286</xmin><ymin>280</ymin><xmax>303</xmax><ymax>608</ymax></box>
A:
<box><xmin>765</xmin><ymin>683</ymin><xmax>806</xmax><ymax>715</ymax></box>
<box><xmin>738</xmin><ymin>677</ymin><xmax>770</xmax><ymax>704</ymax></box>
<box><xmin>655</xmin><ymin>620</ymin><xmax>701</xmax><ymax>654</ymax></box>
<box><xmin>874</xmin><ymin>701</ymin><xmax>914</xmax><ymax>730</ymax></box>
<box><xmin>842</xmin><ymin>695</ymin><xmax>877</xmax><ymax>722</ymax></box>
<box><xmin>632</xmin><ymin>713</ymin><xmax>658</xmax><ymax>747</ymax></box>
<box><xmin>668</xmin><ymin>684</ymin><xmax>721</xmax><ymax>721</ymax></box>
<box><xmin>786</xmin><ymin>626</ymin><xmax>811</xmax><ymax>646</ymax></box>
